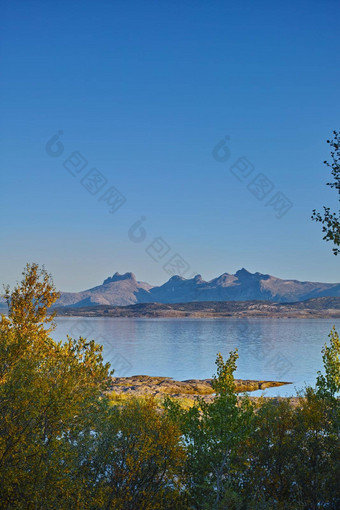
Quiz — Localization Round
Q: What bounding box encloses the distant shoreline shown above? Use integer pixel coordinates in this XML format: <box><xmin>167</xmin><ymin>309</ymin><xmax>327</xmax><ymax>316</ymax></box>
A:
<box><xmin>53</xmin><ymin>297</ymin><xmax>340</xmax><ymax>319</ymax></box>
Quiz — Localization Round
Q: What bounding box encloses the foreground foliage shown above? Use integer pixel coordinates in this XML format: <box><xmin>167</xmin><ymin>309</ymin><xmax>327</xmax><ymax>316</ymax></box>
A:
<box><xmin>0</xmin><ymin>265</ymin><xmax>339</xmax><ymax>509</ymax></box>
<box><xmin>312</xmin><ymin>130</ymin><xmax>340</xmax><ymax>255</ymax></box>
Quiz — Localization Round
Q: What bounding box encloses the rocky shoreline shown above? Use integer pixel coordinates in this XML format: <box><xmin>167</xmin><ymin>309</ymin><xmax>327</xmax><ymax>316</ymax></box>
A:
<box><xmin>108</xmin><ymin>375</ymin><xmax>291</xmax><ymax>404</ymax></box>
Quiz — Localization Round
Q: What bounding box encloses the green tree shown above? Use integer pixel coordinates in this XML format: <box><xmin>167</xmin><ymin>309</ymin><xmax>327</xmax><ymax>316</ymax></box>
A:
<box><xmin>165</xmin><ymin>351</ymin><xmax>254</xmax><ymax>510</ymax></box>
<box><xmin>241</xmin><ymin>399</ymin><xmax>296</xmax><ymax>509</ymax></box>
<box><xmin>316</xmin><ymin>326</ymin><xmax>340</xmax><ymax>399</ymax></box>
<box><xmin>312</xmin><ymin>130</ymin><xmax>340</xmax><ymax>255</ymax></box>
<box><xmin>0</xmin><ymin>263</ymin><xmax>112</xmax><ymax>508</ymax></box>
<box><xmin>291</xmin><ymin>387</ymin><xmax>340</xmax><ymax>510</ymax></box>
<box><xmin>84</xmin><ymin>397</ymin><xmax>186</xmax><ymax>510</ymax></box>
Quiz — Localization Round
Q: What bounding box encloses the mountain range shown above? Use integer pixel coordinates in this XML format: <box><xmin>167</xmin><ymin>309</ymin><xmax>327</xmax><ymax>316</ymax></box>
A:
<box><xmin>54</xmin><ymin>269</ymin><xmax>340</xmax><ymax>308</ymax></box>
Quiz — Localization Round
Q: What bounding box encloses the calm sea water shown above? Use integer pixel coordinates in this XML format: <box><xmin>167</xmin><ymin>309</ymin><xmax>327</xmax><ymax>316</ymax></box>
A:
<box><xmin>52</xmin><ymin>317</ymin><xmax>340</xmax><ymax>397</ymax></box>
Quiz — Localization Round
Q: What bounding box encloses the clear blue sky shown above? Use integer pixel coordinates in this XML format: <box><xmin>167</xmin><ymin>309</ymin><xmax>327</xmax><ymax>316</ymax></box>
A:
<box><xmin>1</xmin><ymin>0</ymin><xmax>339</xmax><ymax>291</ymax></box>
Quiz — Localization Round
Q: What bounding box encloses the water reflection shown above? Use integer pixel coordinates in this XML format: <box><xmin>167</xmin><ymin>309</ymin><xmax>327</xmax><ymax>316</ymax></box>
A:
<box><xmin>52</xmin><ymin>318</ymin><xmax>340</xmax><ymax>397</ymax></box>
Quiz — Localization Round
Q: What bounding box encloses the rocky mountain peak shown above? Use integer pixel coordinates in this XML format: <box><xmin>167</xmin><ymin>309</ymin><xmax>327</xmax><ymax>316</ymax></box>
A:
<box><xmin>103</xmin><ymin>272</ymin><xmax>136</xmax><ymax>285</ymax></box>
<box><xmin>235</xmin><ymin>268</ymin><xmax>253</xmax><ymax>278</ymax></box>
<box><xmin>168</xmin><ymin>275</ymin><xmax>185</xmax><ymax>282</ymax></box>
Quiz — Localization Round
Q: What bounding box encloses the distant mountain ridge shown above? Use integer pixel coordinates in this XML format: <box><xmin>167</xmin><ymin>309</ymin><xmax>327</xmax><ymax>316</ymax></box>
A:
<box><xmin>54</xmin><ymin>269</ymin><xmax>340</xmax><ymax>308</ymax></box>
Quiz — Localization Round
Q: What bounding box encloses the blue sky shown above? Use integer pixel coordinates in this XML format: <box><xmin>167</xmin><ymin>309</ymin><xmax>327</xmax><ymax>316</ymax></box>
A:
<box><xmin>1</xmin><ymin>0</ymin><xmax>339</xmax><ymax>291</ymax></box>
